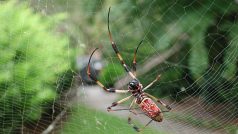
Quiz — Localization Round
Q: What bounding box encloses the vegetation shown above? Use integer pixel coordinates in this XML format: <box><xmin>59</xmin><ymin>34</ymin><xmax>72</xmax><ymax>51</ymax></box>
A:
<box><xmin>48</xmin><ymin>1</ymin><xmax>238</xmax><ymax>132</ymax></box>
<box><xmin>0</xmin><ymin>0</ymin><xmax>71</xmax><ymax>132</ymax></box>
<box><xmin>1</xmin><ymin>0</ymin><xmax>238</xmax><ymax>133</ymax></box>
<box><xmin>61</xmin><ymin>0</ymin><xmax>238</xmax><ymax>114</ymax></box>
<box><xmin>99</xmin><ymin>63</ymin><xmax>125</xmax><ymax>87</ymax></box>
<box><xmin>61</xmin><ymin>104</ymin><xmax>164</xmax><ymax>134</ymax></box>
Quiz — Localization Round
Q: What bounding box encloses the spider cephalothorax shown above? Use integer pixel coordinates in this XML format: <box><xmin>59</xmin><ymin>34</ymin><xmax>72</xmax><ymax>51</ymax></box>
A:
<box><xmin>86</xmin><ymin>7</ymin><xmax>172</xmax><ymax>132</ymax></box>
<box><xmin>128</xmin><ymin>79</ymin><xmax>142</xmax><ymax>90</ymax></box>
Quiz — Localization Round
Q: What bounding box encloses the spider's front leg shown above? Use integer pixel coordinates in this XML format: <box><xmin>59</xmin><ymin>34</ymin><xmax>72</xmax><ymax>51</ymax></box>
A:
<box><xmin>132</xmin><ymin>40</ymin><xmax>143</xmax><ymax>76</ymax></box>
<box><xmin>87</xmin><ymin>48</ymin><xmax>129</xmax><ymax>94</ymax></box>
<box><xmin>108</xmin><ymin>7</ymin><xmax>138</xmax><ymax>80</ymax></box>
<box><xmin>143</xmin><ymin>74</ymin><xmax>161</xmax><ymax>91</ymax></box>
<box><xmin>107</xmin><ymin>95</ymin><xmax>133</xmax><ymax>112</ymax></box>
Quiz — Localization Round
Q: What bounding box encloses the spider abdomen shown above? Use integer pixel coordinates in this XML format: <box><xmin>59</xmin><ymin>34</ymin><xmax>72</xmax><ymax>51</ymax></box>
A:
<box><xmin>139</xmin><ymin>98</ymin><xmax>163</xmax><ymax>122</ymax></box>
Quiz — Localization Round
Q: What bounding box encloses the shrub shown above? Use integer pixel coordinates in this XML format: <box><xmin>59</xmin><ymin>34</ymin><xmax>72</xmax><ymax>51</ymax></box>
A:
<box><xmin>0</xmin><ymin>0</ymin><xmax>70</xmax><ymax>132</ymax></box>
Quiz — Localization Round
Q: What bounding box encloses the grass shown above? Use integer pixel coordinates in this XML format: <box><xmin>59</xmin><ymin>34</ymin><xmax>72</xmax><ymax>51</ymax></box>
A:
<box><xmin>61</xmin><ymin>104</ymin><xmax>165</xmax><ymax>134</ymax></box>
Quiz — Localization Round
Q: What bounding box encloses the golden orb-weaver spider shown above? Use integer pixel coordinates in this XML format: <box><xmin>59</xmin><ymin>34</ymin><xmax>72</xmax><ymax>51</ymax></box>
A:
<box><xmin>87</xmin><ymin>7</ymin><xmax>172</xmax><ymax>132</ymax></box>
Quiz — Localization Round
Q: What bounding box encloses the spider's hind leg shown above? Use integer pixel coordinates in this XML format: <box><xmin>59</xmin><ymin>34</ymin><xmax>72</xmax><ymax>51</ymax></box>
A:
<box><xmin>127</xmin><ymin>99</ymin><xmax>153</xmax><ymax>132</ymax></box>
<box><xmin>128</xmin><ymin>116</ymin><xmax>153</xmax><ymax>132</ymax></box>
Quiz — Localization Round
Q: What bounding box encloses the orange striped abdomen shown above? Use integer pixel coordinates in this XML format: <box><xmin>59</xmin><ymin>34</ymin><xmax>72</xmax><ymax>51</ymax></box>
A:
<box><xmin>139</xmin><ymin>98</ymin><xmax>161</xmax><ymax>118</ymax></box>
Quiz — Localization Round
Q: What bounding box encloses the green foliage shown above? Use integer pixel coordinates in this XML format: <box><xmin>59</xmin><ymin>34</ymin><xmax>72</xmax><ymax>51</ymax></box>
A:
<box><xmin>82</xmin><ymin>0</ymin><xmax>238</xmax><ymax>106</ymax></box>
<box><xmin>56</xmin><ymin>70</ymin><xmax>75</xmax><ymax>93</ymax></box>
<box><xmin>99</xmin><ymin>63</ymin><xmax>125</xmax><ymax>87</ymax></box>
<box><xmin>225</xmin><ymin>125</ymin><xmax>238</xmax><ymax>134</ymax></box>
<box><xmin>182</xmin><ymin>13</ymin><xmax>213</xmax><ymax>79</ymax></box>
<box><xmin>0</xmin><ymin>0</ymin><xmax>70</xmax><ymax>132</ymax></box>
<box><xmin>222</xmin><ymin>24</ymin><xmax>238</xmax><ymax>79</ymax></box>
<box><xmin>27</xmin><ymin>1</ymin><xmax>238</xmax><ymax>133</ymax></box>
<box><xmin>53</xmin><ymin>0</ymin><xmax>238</xmax><ymax>113</ymax></box>
<box><xmin>138</xmin><ymin>66</ymin><xmax>184</xmax><ymax>99</ymax></box>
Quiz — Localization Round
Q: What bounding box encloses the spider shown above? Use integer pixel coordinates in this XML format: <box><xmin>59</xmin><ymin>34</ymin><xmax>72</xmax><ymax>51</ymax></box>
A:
<box><xmin>87</xmin><ymin>7</ymin><xmax>172</xmax><ymax>132</ymax></box>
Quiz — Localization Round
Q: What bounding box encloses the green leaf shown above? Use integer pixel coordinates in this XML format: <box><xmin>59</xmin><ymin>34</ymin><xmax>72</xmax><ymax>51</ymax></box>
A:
<box><xmin>222</xmin><ymin>24</ymin><xmax>238</xmax><ymax>79</ymax></box>
<box><xmin>186</xmin><ymin>13</ymin><xmax>213</xmax><ymax>79</ymax></box>
<box><xmin>189</xmin><ymin>36</ymin><xmax>209</xmax><ymax>79</ymax></box>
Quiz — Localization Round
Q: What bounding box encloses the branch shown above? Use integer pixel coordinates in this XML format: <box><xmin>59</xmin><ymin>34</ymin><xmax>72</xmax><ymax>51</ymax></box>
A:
<box><xmin>42</xmin><ymin>108</ymin><xmax>67</xmax><ymax>134</ymax></box>
<box><xmin>115</xmin><ymin>33</ymin><xmax>189</xmax><ymax>89</ymax></box>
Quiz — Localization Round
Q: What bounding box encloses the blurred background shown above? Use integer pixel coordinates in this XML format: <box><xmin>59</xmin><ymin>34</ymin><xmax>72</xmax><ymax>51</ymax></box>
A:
<box><xmin>0</xmin><ymin>0</ymin><xmax>238</xmax><ymax>133</ymax></box>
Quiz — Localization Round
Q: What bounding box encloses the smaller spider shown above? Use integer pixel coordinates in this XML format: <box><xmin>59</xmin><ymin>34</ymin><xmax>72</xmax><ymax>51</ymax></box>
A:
<box><xmin>87</xmin><ymin>7</ymin><xmax>172</xmax><ymax>132</ymax></box>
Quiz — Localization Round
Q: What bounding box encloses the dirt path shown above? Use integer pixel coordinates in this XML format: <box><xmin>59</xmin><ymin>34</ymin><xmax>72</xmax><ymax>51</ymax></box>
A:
<box><xmin>75</xmin><ymin>86</ymin><xmax>224</xmax><ymax>134</ymax></box>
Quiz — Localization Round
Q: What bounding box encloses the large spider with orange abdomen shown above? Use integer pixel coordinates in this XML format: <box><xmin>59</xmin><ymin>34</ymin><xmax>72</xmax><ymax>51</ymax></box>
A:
<box><xmin>87</xmin><ymin>7</ymin><xmax>172</xmax><ymax>132</ymax></box>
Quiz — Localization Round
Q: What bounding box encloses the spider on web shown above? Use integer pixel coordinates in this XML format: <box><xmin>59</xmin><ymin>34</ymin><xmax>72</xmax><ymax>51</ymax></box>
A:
<box><xmin>87</xmin><ymin>7</ymin><xmax>172</xmax><ymax>132</ymax></box>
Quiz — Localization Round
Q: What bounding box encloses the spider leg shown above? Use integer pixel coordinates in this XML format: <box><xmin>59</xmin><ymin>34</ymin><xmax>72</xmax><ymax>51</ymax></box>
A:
<box><xmin>128</xmin><ymin>115</ymin><xmax>139</xmax><ymax>132</ymax></box>
<box><xmin>107</xmin><ymin>108</ymin><xmax>139</xmax><ymax>112</ymax></box>
<box><xmin>128</xmin><ymin>116</ymin><xmax>153</xmax><ymax>132</ymax></box>
<box><xmin>142</xmin><ymin>74</ymin><xmax>161</xmax><ymax>91</ymax></box>
<box><xmin>108</xmin><ymin>7</ymin><xmax>138</xmax><ymax>80</ymax></box>
<box><xmin>107</xmin><ymin>95</ymin><xmax>133</xmax><ymax>112</ymax></box>
<box><xmin>139</xmin><ymin>119</ymin><xmax>153</xmax><ymax>132</ymax></box>
<box><xmin>128</xmin><ymin>98</ymin><xmax>138</xmax><ymax>115</ymax></box>
<box><xmin>127</xmin><ymin>99</ymin><xmax>153</xmax><ymax>132</ymax></box>
<box><xmin>132</xmin><ymin>40</ymin><xmax>144</xmax><ymax>76</ymax></box>
<box><xmin>144</xmin><ymin>93</ymin><xmax>172</xmax><ymax>111</ymax></box>
<box><xmin>87</xmin><ymin>48</ymin><xmax>129</xmax><ymax>93</ymax></box>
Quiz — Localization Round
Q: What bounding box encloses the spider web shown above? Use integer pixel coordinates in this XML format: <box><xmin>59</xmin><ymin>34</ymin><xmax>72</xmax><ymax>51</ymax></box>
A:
<box><xmin>2</xmin><ymin>0</ymin><xmax>238</xmax><ymax>134</ymax></box>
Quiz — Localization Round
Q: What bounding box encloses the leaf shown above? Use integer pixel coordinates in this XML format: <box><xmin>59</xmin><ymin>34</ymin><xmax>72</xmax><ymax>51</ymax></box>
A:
<box><xmin>222</xmin><ymin>24</ymin><xmax>238</xmax><ymax>79</ymax></box>
<box><xmin>186</xmin><ymin>13</ymin><xmax>213</xmax><ymax>79</ymax></box>
<box><xmin>189</xmin><ymin>35</ymin><xmax>209</xmax><ymax>79</ymax></box>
